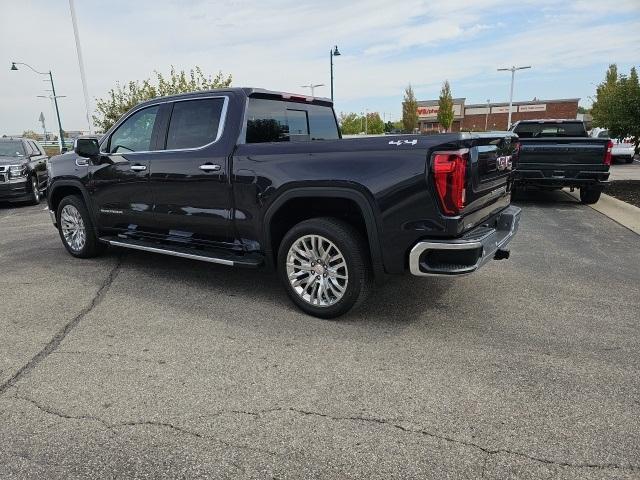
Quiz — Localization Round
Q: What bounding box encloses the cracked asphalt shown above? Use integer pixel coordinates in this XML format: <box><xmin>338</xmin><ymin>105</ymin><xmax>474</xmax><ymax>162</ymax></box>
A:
<box><xmin>1</xmin><ymin>191</ymin><xmax>639</xmax><ymax>479</ymax></box>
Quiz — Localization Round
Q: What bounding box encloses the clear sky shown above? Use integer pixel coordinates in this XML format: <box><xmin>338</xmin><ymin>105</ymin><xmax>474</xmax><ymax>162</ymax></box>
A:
<box><xmin>1</xmin><ymin>0</ymin><xmax>639</xmax><ymax>135</ymax></box>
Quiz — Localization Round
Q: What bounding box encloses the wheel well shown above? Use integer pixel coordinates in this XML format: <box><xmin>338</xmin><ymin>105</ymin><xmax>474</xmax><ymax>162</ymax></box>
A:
<box><xmin>49</xmin><ymin>185</ymin><xmax>84</xmax><ymax>213</ymax></box>
<box><xmin>270</xmin><ymin>196</ymin><xmax>370</xmax><ymax>260</ymax></box>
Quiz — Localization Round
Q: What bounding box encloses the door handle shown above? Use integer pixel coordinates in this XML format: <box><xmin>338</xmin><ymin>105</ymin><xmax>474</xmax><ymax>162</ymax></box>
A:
<box><xmin>199</xmin><ymin>164</ymin><xmax>221</xmax><ymax>172</ymax></box>
<box><xmin>130</xmin><ymin>164</ymin><xmax>147</xmax><ymax>171</ymax></box>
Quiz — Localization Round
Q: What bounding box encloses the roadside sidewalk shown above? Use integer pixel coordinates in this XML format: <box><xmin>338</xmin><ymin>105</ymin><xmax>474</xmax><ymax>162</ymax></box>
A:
<box><xmin>565</xmin><ymin>189</ymin><xmax>640</xmax><ymax>235</ymax></box>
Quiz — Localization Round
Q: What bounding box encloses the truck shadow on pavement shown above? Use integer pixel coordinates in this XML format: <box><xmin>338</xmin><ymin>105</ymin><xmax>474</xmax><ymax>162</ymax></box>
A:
<box><xmin>512</xmin><ymin>189</ymin><xmax>581</xmax><ymax>207</ymax></box>
<box><xmin>96</xmin><ymin>247</ymin><xmax>453</xmax><ymax>329</ymax></box>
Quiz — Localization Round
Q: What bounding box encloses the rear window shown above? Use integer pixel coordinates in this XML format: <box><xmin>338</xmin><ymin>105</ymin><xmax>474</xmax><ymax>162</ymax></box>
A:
<box><xmin>513</xmin><ymin>122</ymin><xmax>587</xmax><ymax>138</ymax></box>
<box><xmin>166</xmin><ymin>98</ymin><xmax>225</xmax><ymax>150</ymax></box>
<box><xmin>245</xmin><ymin>98</ymin><xmax>339</xmax><ymax>143</ymax></box>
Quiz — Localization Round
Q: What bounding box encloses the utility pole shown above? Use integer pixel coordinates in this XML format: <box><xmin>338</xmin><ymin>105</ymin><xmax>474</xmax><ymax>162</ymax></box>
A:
<box><xmin>497</xmin><ymin>65</ymin><xmax>531</xmax><ymax>129</ymax></box>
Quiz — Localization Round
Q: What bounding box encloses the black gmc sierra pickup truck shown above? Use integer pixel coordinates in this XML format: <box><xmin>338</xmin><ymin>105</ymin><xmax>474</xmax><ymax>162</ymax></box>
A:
<box><xmin>510</xmin><ymin>119</ymin><xmax>612</xmax><ymax>204</ymax></box>
<box><xmin>47</xmin><ymin>88</ymin><xmax>521</xmax><ymax>318</ymax></box>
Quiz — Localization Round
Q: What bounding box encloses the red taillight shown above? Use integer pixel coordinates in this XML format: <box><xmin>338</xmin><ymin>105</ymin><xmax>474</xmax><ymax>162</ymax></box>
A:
<box><xmin>432</xmin><ymin>150</ymin><xmax>468</xmax><ymax>215</ymax></box>
<box><xmin>604</xmin><ymin>140</ymin><xmax>613</xmax><ymax>166</ymax></box>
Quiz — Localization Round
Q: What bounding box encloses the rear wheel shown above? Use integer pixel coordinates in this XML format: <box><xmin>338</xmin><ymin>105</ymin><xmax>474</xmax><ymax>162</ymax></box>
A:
<box><xmin>57</xmin><ymin>195</ymin><xmax>106</xmax><ymax>258</ymax></box>
<box><xmin>278</xmin><ymin>217</ymin><xmax>371</xmax><ymax>319</ymax></box>
<box><xmin>579</xmin><ymin>187</ymin><xmax>601</xmax><ymax>205</ymax></box>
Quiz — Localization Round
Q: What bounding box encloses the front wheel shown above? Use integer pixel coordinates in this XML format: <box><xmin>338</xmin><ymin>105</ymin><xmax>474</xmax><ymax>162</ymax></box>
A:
<box><xmin>57</xmin><ymin>195</ymin><xmax>106</xmax><ymax>258</ymax></box>
<box><xmin>579</xmin><ymin>187</ymin><xmax>602</xmax><ymax>205</ymax></box>
<box><xmin>28</xmin><ymin>176</ymin><xmax>41</xmax><ymax>205</ymax></box>
<box><xmin>278</xmin><ymin>217</ymin><xmax>371</xmax><ymax>319</ymax></box>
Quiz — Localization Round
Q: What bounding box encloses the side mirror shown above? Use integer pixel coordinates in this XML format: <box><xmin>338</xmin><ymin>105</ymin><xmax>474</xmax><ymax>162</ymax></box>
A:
<box><xmin>74</xmin><ymin>137</ymin><xmax>99</xmax><ymax>158</ymax></box>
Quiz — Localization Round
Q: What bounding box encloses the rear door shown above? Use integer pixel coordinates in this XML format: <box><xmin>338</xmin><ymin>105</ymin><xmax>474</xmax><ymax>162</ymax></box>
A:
<box><xmin>147</xmin><ymin>96</ymin><xmax>236</xmax><ymax>249</ymax></box>
<box><xmin>90</xmin><ymin>103</ymin><xmax>164</xmax><ymax>232</ymax></box>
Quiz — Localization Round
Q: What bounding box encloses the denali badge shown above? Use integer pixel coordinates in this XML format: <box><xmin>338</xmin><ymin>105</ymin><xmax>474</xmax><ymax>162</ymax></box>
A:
<box><xmin>389</xmin><ymin>140</ymin><xmax>418</xmax><ymax>146</ymax></box>
<box><xmin>496</xmin><ymin>155</ymin><xmax>513</xmax><ymax>171</ymax></box>
<box><xmin>100</xmin><ymin>208</ymin><xmax>124</xmax><ymax>215</ymax></box>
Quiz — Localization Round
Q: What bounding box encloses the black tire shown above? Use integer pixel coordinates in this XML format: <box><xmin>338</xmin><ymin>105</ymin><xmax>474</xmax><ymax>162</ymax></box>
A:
<box><xmin>277</xmin><ymin>217</ymin><xmax>371</xmax><ymax>319</ymax></box>
<box><xmin>626</xmin><ymin>156</ymin><xmax>634</xmax><ymax>164</ymax></box>
<box><xmin>579</xmin><ymin>187</ymin><xmax>601</xmax><ymax>205</ymax></box>
<box><xmin>57</xmin><ymin>195</ymin><xmax>106</xmax><ymax>258</ymax></box>
<box><xmin>27</xmin><ymin>175</ymin><xmax>41</xmax><ymax>205</ymax></box>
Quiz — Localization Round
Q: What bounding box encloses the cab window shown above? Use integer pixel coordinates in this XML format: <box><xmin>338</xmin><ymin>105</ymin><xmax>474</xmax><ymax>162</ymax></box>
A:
<box><xmin>245</xmin><ymin>98</ymin><xmax>338</xmax><ymax>143</ymax></box>
<box><xmin>108</xmin><ymin>105</ymin><xmax>160</xmax><ymax>153</ymax></box>
<box><xmin>165</xmin><ymin>98</ymin><xmax>226</xmax><ymax>150</ymax></box>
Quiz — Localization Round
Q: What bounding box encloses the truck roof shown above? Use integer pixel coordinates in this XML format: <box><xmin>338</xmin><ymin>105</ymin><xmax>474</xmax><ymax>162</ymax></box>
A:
<box><xmin>513</xmin><ymin>119</ymin><xmax>583</xmax><ymax>124</ymax></box>
<box><xmin>133</xmin><ymin>87</ymin><xmax>334</xmax><ymax>109</ymax></box>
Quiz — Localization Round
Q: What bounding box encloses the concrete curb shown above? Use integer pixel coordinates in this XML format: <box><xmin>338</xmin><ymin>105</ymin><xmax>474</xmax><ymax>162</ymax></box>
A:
<box><xmin>564</xmin><ymin>189</ymin><xmax>640</xmax><ymax>235</ymax></box>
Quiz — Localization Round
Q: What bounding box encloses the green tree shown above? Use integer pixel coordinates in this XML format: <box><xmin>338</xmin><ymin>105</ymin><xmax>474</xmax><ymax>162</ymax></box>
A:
<box><xmin>339</xmin><ymin>112</ymin><xmax>362</xmax><ymax>135</ymax></box>
<box><xmin>592</xmin><ymin>64</ymin><xmax>640</xmax><ymax>154</ymax></box>
<box><xmin>437</xmin><ymin>80</ymin><xmax>454</xmax><ymax>132</ymax></box>
<box><xmin>402</xmin><ymin>85</ymin><xmax>418</xmax><ymax>133</ymax></box>
<box><xmin>384</xmin><ymin>121</ymin><xmax>395</xmax><ymax>133</ymax></box>
<box><xmin>93</xmin><ymin>66</ymin><xmax>232</xmax><ymax>132</ymax></box>
<box><xmin>364</xmin><ymin>112</ymin><xmax>385</xmax><ymax>134</ymax></box>
<box><xmin>22</xmin><ymin>130</ymin><xmax>40</xmax><ymax>140</ymax></box>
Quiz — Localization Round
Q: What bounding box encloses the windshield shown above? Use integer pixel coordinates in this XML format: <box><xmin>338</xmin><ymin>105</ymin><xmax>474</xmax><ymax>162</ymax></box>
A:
<box><xmin>0</xmin><ymin>141</ymin><xmax>26</xmax><ymax>157</ymax></box>
<box><xmin>513</xmin><ymin>122</ymin><xmax>587</xmax><ymax>138</ymax></box>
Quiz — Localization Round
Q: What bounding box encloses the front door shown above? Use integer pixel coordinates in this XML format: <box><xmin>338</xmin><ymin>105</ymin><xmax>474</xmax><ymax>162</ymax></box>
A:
<box><xmin>147</xmin><ymin>96</ymin><xmax>236</xmax><ymax>249</ymax></box>
<box><xmin>89</xmin><ymin>103</ymin><xmax>164</xmax><ymax>233</ymax></box>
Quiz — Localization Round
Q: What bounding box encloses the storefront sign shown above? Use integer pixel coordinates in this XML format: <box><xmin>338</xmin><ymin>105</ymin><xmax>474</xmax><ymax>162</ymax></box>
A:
<box><xmin>465</xmin><ymin>107</ymin><xmax>490</xmax><ymax>115</ymax></box>
<box><xmin>518</xmin><ymin>103</ymin><xmax>547</xmax><ymax>112</ymax></box>
<box><xmin>417</xmin><ymin>104</ymin><xmax>463</xmax><ymax>119</ymax></box>
<box><xmin>491</xmin><ymin>106</ymin><xmax>517</xmax><ymax>114</ymax></box>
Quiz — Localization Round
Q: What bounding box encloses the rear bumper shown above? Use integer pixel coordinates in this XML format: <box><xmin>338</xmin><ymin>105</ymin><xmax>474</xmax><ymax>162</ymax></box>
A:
<box><xmin>409</xmin><ymin>205</ymin><xmax>521</xmax><ymax>276</ymax></box>
<box><xmin>514</xmin><ymin>166</ymin><xmax>609</xmax><ymax>188</ymax></box>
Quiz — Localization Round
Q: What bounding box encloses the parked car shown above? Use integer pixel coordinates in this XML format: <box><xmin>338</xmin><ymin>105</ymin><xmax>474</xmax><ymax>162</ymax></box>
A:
<box><xmin>590</xmin><ymin>128</ymin><xmax>635</xmax><ymax>163</ymax></box>
<box><xmin>0</xmin><ymin>137</ymin><xmax>48</xmax><ymax>204</ymax></box>
<box><xmin>46</xmin><ymin>88</ymin><xmax>521</xmax><ymax>318</ymax></box>
<box><xmin>510</xmin><ymin>120</ymin><xmax>611</xmax><ymax>204</ymax></box>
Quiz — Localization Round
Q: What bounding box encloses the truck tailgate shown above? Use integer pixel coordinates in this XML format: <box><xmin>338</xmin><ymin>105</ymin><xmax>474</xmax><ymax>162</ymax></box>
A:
<box><xmin>518</xmin><ymin>138</ymin><xmax>609</xmax><ymax>165</ymax></box>
<box><xmin>429</xmin><ymin>132</ymin><xmax>519</xmax><ymax>235</ymax></box>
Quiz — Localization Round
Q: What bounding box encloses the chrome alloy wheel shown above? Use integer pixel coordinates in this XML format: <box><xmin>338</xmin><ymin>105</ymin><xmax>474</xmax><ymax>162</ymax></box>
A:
<box><xmin>31</xmin><ymin>177</ymin><xmax>40</xmax><ymax>202</ymax></box>
<box><xmin>60</xmin><ymin>205</ymin><xmax>86</xmax><ymax>252</ymax></box>
<box><xmin>286</xmin><ymin>234</ymin><xmax>348</xmax><ymax>307</ymax></box>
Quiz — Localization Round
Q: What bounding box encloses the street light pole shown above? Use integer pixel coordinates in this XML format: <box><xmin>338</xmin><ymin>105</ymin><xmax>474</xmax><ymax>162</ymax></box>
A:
<box><xmin>329</xmin><ymin>45</ymin><xmax>341</xmax><ymax>103</ymax></box>
<box><xmin>497</xmin><ymin>65</ymin><xmax>531</xmax><ymax>129</ymax></box>
<box><xmin>485</xmin><ymin>99</ymin><xmax>490</xmax><ymax>131</ymax></box>
<box><xmin>11</xmin><ymin>62</ymin><xmax>66</xmax><ymax>152</ymax></box>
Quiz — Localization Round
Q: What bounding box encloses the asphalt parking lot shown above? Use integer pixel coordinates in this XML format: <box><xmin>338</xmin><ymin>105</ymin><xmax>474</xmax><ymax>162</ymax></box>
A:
<box><xmin>1</xmin><ymin>193</ymin><xmax>639</xmax><ymax>479</ymax></box>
